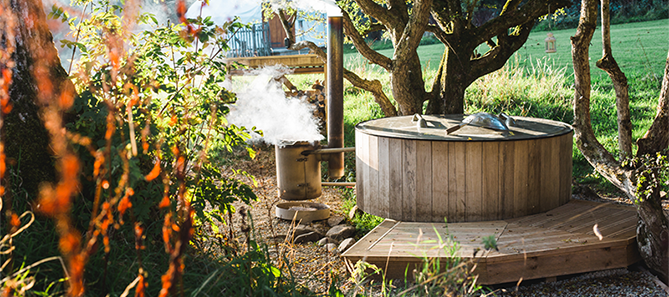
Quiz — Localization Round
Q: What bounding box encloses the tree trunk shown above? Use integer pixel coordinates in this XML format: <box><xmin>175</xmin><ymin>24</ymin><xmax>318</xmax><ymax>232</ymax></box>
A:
<box><xmin>635</xmin><ymin>73</ymin><xmax>669</xmax><ymax>282</ymax></box>
<box><xmin>2</xmin><ymin>0</ymin><xmax>75</xmax><ymax>199</ymax></box>
<box><xmin>596</xmin><ymin>0</ymin><xmax>633</xmax><ymax>159</ymax></box>
<box><xmin>391</xmin><ymin>53</ymin><xmax>428</xmax><ymax>115</ymax></box>
<box><xmin>636</xmin><ymin>174</ymin><xmax>669</xmax><ymax>284</ymax></box>
<box><xmin>426</xmin><ymin>44</ymin><xmax>470</xmax><ymax>115</ymax></box>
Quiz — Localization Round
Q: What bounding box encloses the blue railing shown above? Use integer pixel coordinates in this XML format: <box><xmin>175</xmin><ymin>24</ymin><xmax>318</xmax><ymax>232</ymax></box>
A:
<box><xmin>227</xmin><ymin>22</ymin><xmax>271</xmax><ymax>57</ymax></box>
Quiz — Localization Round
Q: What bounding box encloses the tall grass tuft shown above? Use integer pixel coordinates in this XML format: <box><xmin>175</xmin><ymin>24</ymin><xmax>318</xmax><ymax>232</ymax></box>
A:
<box><xmin>465</xmin><ymin>57</ymin><xmax>572</xmax><ymax>123</ymax></box>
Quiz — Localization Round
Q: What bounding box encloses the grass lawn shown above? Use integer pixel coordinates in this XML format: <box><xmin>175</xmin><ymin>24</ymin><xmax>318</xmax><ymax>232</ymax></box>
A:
<box><xmin>354</xmin><ymin>18</ymin><xmax>669</xmax><ymax>77</ymax></box>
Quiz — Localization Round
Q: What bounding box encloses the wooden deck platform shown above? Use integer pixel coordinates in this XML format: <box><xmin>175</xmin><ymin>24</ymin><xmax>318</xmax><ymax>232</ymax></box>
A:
<box><xmin>341</xmin><ymin>200</ymin><xmax>640</xmax><ymax>285</ymax></box>
<box><xmin>227</xmin><ymin>54</ymin><xmax>325</xmax><ymax>75</ymax></box>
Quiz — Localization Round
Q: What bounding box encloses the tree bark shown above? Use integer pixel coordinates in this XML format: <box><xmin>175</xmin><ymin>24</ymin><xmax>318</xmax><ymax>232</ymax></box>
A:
<box><xmin>636</xmin><ymin>173</ymin><xmax>669</xmax><ymax>284</ymax></box>
<box><xmin>637</xmin><ymin>50</ymin><xmax>669</xmax><ymax>156</ymax></box>
<box><xmin>387</xmin><ymin>0</ymin><xmax>432</xmax><ymax>115</ymax></box>
<box><xmin>596</xmin><ymin>0</ymin><xmax>633</xmax><ymax>159</ymax></box>
<box><xmin>2</xmin><ymin>0</ymin><xmax>75</xmax><ymax>199</ymax></box>
<box><xmin>634</xmin><ymin>49</ymin><xmax>669</xmax><ymax>285</ymax></box>
<box><xmin>426</xmin><ymin>42</ymin><xmax>469</xmax><ymax>114</ymax></box>
<box><xmin>391</xmin><ymin>53</ymin><xmax>428</xmax><ymax>115</ymax></box>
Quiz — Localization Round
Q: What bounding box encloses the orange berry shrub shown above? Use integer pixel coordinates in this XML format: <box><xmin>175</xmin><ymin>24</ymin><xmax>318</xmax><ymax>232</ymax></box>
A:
<box><xmin>15</xmin><ymin>0</ymin><xmax>259</xmax><ymax>295</ymax></box>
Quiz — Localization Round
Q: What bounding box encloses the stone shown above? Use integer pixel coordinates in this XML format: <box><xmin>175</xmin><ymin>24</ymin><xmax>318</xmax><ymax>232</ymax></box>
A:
<box><xmin>327</xmin><ymin>215</ymin><xmax>345</xmax><ymax>227</ymax></box>
<box><xmin>326</xmin><ymin>224</ymin><xmax>356</xmax><ymax>241</ymax></box>
<box><xmin>338</xmin><ymin>238</ymin><xmax>356</xmax><ymax>253</ymax></box>
<box><xmin>293</xmin><ymin>231</ymin><xmax>323</xmax><ymax>244</ymax></box>
<box><xmin>317</xmin><ymin>237</ymin><xmax>338</xmax><ymax>246</ymax></box>
<box><xmin>292</xmin><ymin>226</ymin><xmax>314</xmax><ymax>238</ymax></box>
<box><xmin>325</xmin><ymin>243</ymin><xmax>338</xmax><ymax>253</ymax></box>
<box><xmin>348</xmin><ymin>205</ymin><xmax>360</xmax><ymax>219</ymax></box>
<box><xmin>272</xmin><ymin>234</ymin><xmax>287</xmax><ymax>242</ymax></box>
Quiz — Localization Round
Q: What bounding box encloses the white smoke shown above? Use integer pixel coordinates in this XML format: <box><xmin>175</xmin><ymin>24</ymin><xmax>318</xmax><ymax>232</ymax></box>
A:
<box><xmin>226</xmin><ymin>66</ymin><xmax>324</xmax><ymax>146</ymax></box>
<box><xmin>268</xmin><ymin>0</ymin><xmax>341</xmax><ymax>16</ymax></box>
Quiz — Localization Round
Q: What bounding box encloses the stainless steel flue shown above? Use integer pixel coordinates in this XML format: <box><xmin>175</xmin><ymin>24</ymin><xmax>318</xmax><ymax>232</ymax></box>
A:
<box><xmin>327</xmin><ymin>15</ymin><xmax>344</xmax><ymax>179</ymax></box>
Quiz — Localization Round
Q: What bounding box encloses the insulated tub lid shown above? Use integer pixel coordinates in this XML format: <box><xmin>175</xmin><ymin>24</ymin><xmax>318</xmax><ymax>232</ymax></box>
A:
<box><xmin>355</xmin><ymin>114</ymin><xmax>572</xmax><ymax>141</ymax></box>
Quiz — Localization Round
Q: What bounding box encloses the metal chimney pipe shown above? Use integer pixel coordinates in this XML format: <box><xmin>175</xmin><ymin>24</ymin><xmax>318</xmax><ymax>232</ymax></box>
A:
<box><xmin>327</xmin><ymin>16</ymin><xmax>344</xmax><ymax>179</ymax></box>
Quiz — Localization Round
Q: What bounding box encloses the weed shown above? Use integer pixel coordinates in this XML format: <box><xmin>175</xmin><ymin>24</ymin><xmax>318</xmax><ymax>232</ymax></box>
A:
<box><xmin>344</xmin><ymin>223</ymin><xmax>495</xmax><ymax>296</ymax></box>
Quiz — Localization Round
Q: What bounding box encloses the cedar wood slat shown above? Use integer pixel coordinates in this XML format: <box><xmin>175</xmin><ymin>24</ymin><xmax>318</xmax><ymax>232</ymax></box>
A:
<box><xmin>402</xmin><ymin>139</ymin><xmax>417</xmax><ymax>221</ymax></box>
<box><xmin>513</xmin><ymin>140</ymin><xmax>530</xmax><ymax>218</ymax></box>
<box><xmin>559</xmin><ymin>132</ymin><xmax>574</xmax><ymax>205</ymax></box>
<box><xmin>483</xmin><ymin>141</ymin><xmax>500</xmax><ymax>220</ymax></box>
<box><xmin>451</xmin><ymin>142</ymin><xmax>466</xmax><ymax>222</ymax></box>
<box><xmin>500</xmin><ymin>141</ymin><xmax>516</xmax><ymax>219</ymax></box>
<box><xmin>416</xmin><ymin>141</ymin><xmax>433</xmax><ymax>221</ymax></box>
<box><xmin>368</xmin><ymin>135</ymin><xmax>380</xmax><ymax>218</ymax></box>
<box><xmin>432</xmin><ymin>142</ymin><xmax>449</xmax><ymax>222</ymax></box>
<box><xmin>465</xmin><ymin>142</ymin><xmax>483</xmax><ymax>221</ymax></box>
<box><xmin>388</xmin><ymin>138</ymin><xmax>403</xmax><ymax>220</ymax></box>
<box><xmin>356</xmin><ymin>132</ymin><xmax>367</xmax><ymax>213</ymax></box>
<box><xmin>377</xmin><ymin>137</ymin><xmax>390</xmax><ymax>218</ymax></box>
<box><xmin>527</xmin><ymin>138</ymin><xmax>541</xmax><ymax>215</ymax></box>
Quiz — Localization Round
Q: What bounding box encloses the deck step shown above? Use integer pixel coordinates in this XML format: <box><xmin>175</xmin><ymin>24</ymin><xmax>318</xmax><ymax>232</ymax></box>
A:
<box><xmin>341</xmin><ymin>200</ymin><xmax>640</xmax><ymax>285</ymax></box>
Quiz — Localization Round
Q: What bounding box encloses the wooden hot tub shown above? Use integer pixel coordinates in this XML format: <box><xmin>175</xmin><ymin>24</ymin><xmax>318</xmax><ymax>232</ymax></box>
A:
<box><xmin>355</xmin><ymin>114</ymin><xmax>573</xmax><ymax>223</ymax></box>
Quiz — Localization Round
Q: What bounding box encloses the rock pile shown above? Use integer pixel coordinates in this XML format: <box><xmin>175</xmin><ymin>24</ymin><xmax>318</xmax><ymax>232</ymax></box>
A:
<box><xmin>280</xmin><ymin>215</ymin><xmax>358</xmax><ymax>254</ymax></box>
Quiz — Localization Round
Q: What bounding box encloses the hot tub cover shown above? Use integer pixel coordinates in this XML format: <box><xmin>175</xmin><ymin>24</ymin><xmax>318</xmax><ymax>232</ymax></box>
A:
<box><xmin>355</xmin><ymin>114</ymin><xmax>572</xmax><ymax>142</ymax></box>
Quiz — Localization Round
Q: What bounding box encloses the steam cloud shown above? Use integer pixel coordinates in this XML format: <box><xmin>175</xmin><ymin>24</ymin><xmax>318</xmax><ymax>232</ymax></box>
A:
<box><xmin>226</xmin><ymin>66</ymin><xmax>324</xmax><ymax>146</ymax></box>
<box><xmin>269</xmin><ymin>0</ymin><xmax>341</xmax><ymax>16</ymax></box>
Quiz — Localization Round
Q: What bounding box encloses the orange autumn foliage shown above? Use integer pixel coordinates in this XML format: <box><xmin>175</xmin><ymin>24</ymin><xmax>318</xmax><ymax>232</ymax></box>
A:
<box><xmin>118</xmin><ymin>196</ymin><xmax>132</xmax><ymax>217</ymax></box>
<box><xmin>135</xmin><ymin>274</ymin><xmax>146</xmax><ymax>297</ymax></box>
<box><xmin>158</xmin><ymin>194</ymin><xmax>170</xmax><ymax>209</ymax></box>
<box><xmin>10</xmin><ymin>213</ymin><xmax>20</xmax><ymax>229</ymax></box>
<box><xmin>145</xmin><ymin>161</ymin><xmax>160</xmax><ymax>181</ymax></box>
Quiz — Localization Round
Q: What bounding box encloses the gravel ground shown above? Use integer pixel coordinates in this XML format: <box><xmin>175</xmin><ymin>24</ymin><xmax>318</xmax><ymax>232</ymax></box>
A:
<box><xmin>494</xmin><ymin>267</ymin><xmax>668</xmax><ymax>296</ymax></box>
<box><xmin>217</xmin><ymin>147</ymin><xmax>669</xmax><ymax>296</ymax></box>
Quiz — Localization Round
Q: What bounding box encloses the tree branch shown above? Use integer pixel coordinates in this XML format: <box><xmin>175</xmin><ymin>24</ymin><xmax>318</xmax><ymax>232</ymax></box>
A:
<box><xmin>286</xmin><ymin>40</ymin><xmax>397</xmax><ymax>117</ymax></box>
<box><xmin>596</xmin><ymin>0</ymin><xmax>632</xmax><ymax>159</ymax></box>
<box><xmin>361</xmin><ymin>23</ymin><xmax>385</xmax><ymax>36</ymax></box>
<box><xmin>276</xmin><ymin>9</ymin><xmax>295</xmax><ymax>43</ymax></box>
<box><xmin>468</xmin><ymin>22</ymin><xmax>533</xmax><ymax>84</ymax></box>
<box><xmin>388</xmin><ymin>0</ymin><xmax>409</xmax><ymax>22</ymax></box>
<box><xmin>341</xmin><ymin>9</ymin><xmax>393</xmax><ymax>71</ymax></box>
<box><xmin>465</xmin><ymin>0</ymin><xmax>480</xmax><ymax>29</ymax></box>
<box><xmin>571</xmin><ymin>0</ymin><xmax>636</xmax><ymax>198</ymax></box>
<box><xmin>355</xmin><ymin>0</ymin><xmax>394</xmax><ymax>26</ymax></box>
<box><xmin>432</xmin><ymin>0</ymin><xmax>463</xmax><ymax>35</ymax></box>
<box><xmin>500</xmin><ymin>0</ymin><xmax>523</xmax><ymax>14</ymax></box>
<box><xmin>344</xmin><ymin>69</ymin><xmax>398</xmax><ymax>117</ymax></box>
<box><xmin>395</xmin><ymin>0</ymin><xmax>433</xmax><ymax>59</ymax></box>
<box><xmin>473</xmin><ymin>0</ymin><xmax>569</xmax><ymax>47</ymax></box>
<box><xmin>637</xmin><ymin>49</ymin><xmax>669</xmax><ymax>156</ymax></box>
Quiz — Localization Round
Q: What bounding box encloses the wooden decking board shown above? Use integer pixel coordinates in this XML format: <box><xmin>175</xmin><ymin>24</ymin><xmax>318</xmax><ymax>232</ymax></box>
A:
<box><xmin>550</xmin><ymin>206</ymin><xmax>627</xmax><ymax>231</ymax></box>
<box><xmin>341</xmin><ymin>200</ymin><xmax>639</xmax><ymax>285</ymax></box>
<box><xmin>505</xmin><ymin>202</ymin><xmax>585</xmax><ymax>226</ymax></box>
<box><xmin>568</xmin><ymin>212</ymin><xmax>636</xmax><ymax>237</ymax></box>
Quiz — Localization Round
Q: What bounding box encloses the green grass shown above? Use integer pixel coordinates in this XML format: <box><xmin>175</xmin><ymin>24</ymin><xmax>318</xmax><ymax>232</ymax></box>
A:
<box><xmin>343</xmin><ymin>19</ymin><xmax>669</xmax><ymax>77</ymax></box>
<box><xmin>513</xmin><ymin>19</ymin><xmax>669</xmax><ymax>79</ymax></box>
